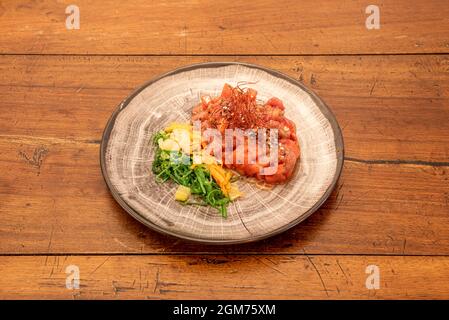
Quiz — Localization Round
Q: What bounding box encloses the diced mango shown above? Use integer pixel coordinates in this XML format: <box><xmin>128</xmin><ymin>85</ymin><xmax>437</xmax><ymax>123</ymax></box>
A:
<box><xmin>228</xmin><ymin>183</ymin><xmax>243</xmax><ymax>201</ymax></box>
<box><xmin>171</xmin><ymin>128</ymin><xmax>192</xmax><ymax>154</ymax></box>
<box><xmin>164</xmin><ymin>122</ymin><xmax>192</xmax><ymax>133</ymax></box>
<box><xmin>158</xmin><ymin>138</ymin><xmax>180</xmax><ymax>152</ymax></box>
<box><xmin>175</xmin><ymin>185</ymin><xmax>191</xmax><ymax>202</ymax></box>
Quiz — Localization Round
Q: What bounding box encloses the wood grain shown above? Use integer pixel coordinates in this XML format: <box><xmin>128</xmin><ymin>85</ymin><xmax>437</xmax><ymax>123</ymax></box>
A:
<box><xmin>2</xmin><ymin>0</ymin><xmax>449</xmax><ymax>300</ymax></box>
<box><xmin>1</xmin><ymin>136</ymin><xmax>448</xmax><ymax>254</ymax></box>
<box><xmin>0</xmin><ymin>1</ymin><xmax>448</xmax><ymax>55</ymax></box>
<box><xmin>1</xmin><ymin>55</ymin><xmax>448</xmax><ymax>161</ymax></box>
<box><xmin>1</xmin><ymin>54</ymin><xmax>449</xmax><ymax>254</ymax></box>
<box><xmin>1</xmin><ymin>254</ymin><xmax>449</xmax><ymax>299</ymax></box>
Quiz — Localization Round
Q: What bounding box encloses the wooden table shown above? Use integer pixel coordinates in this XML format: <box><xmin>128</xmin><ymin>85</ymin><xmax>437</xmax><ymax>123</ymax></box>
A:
<box><xmin>1</xmin><ymin>0</ymin><xmax>448</xmax><ymax>299</ymax></box>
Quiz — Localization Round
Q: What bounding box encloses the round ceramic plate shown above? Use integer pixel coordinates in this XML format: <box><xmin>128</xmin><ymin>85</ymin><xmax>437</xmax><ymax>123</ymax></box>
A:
<box><xmin>100</xmin><ymin>62</ymin><xmax>344</xmax><ymax>244</ymax></box>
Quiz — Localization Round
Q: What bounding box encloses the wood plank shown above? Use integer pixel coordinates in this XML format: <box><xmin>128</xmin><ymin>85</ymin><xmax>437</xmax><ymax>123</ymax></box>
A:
<box><xmin>1</xmin><ymin>55</ymin><xmax>448</xmax><ymax>255</ymax></box>
<box><xmin>1</xmin><ymin>55</ymin><xmax>448</xmax><ymax>162</ymax></box>
<box><xmin>1</xmin><ymin>255</ymin><xmax>449</xmax><ymax>299</ymax></box>
<box><xmin>0</xmin><ymin>1</ymin><xmax>448</xmax><ymax>54</ymax></box>
<box><xmin>1</xmin><ymin>136</ymin><xmax>449</xmax><ymax>255</ymax></box>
